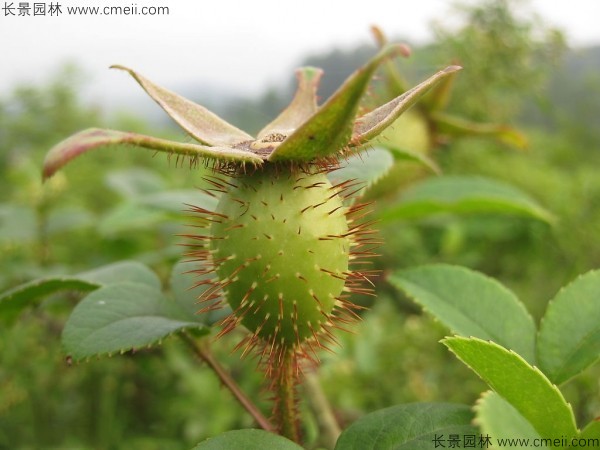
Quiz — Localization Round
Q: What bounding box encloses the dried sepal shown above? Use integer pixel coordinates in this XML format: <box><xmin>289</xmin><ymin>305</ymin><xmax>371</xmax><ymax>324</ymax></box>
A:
<box><xmin>42</xmin><ymin>128</ymin><xmax>263</xmax><ymax>180</ymax></box>
<box><xmin>350</xmin><ymin>65</ymin><xmax>463</xmax><ymax>146</ymax></box>
<box><xmin>111</xmin><ymin>65</ymin><xmax>253</xmax><ymax>146</ymax></box>
<box><xmin>267</xmin><ymin>44</ymin><xmax>409</xmax><ymax>163</ymax></box>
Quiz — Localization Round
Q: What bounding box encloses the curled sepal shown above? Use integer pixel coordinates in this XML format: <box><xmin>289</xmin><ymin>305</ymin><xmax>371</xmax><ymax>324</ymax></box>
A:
<box><xmin>111</xmin><ymin>65</ymin><xmax>253</xmax><ymax>146</ymax></box>
<box><xmin>268</xmin><ymin>44</ymin><xmax>407</xmax><ymax>162</ymax></box>
<box><xmin>257</xmin><ymin>67</ymin><xmax>323</xmax><ymax>139</ymax></box>
<box><xmin>350</xmin><ymin>65</ymin><xmax>463</xmax><ymax>146</ymax></box>
<box><xmin>42</xmin><ymin>128</ymin><xmax>262</xmax><ymax>180</ymax></box>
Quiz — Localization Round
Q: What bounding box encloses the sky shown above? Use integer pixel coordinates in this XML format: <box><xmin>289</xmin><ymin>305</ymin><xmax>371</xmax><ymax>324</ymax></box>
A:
<box><xmin>1</xmin><ymin>0</ymin><xmax>599</xmax><ymax>106</ymax></box>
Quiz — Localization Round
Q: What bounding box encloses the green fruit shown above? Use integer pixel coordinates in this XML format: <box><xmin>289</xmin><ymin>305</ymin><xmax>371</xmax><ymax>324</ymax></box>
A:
<box><xmin>208</xmin><ymin>167</ymin><xmax>351</xmax><ymax>350</ymax></box>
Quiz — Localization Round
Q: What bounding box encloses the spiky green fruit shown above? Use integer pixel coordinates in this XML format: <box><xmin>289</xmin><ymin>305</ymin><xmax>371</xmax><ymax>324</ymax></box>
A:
<box><xmin>209</xmin><ymin>168</ymin><xmax>350</xmax><ymax>348</ymax></box>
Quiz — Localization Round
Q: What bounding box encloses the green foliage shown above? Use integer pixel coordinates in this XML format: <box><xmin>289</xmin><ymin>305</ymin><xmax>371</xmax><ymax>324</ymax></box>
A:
<box><xmin>380</xmin><ymin>175</ymin><xmax>554</xmax><ymax>223</ymax></box>
<box><xmin>537</xmin><ymin>271</ymin><xmax>600</xmax><ymax>385</ymax></box>
<box><xmin>63</xmin><ymin>282</ymin><xmax>208</xmax><ymax>360</ymax></box>
<box><xmin>444</xmin><ymin>336</ymin><xmax>578</xmax><ymax>439</ymax></box>
<box><xmin>192</xmin><ymin>429</ymin><xmax>304</xmax><ymax>450</ymax></box>
<box><xmin>390</xmin><ymin>264</ymin><xmax>536</xmax><ymax>362</ymax></box>
<box><xmin>334</xmin><ymin>403</ymin><xmax>476</xmax><ymax>450</ymax></box>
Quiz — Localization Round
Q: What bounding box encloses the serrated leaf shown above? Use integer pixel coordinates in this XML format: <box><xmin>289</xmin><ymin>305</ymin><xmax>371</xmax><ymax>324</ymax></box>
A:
<box><xmin>268</xmin><ymin>45</ymin><xmax>405</xmax><ymax>162</ymax></box>
<box><xmin>573</xmin><ymin>421</ymin><xmax>600</xmax><ymax>449</ymax></box>
<box><xmin>381</xmin><ymin>176</ymin><xmax>554</xmax><ymax>223</ymax></box>
<box><xmin>170</xmin><ymin>260</ymin><xmax>230</xmax><ymax>326</ymax></box>
<box><xmin>192</xmin><ymin>429</ymin><xmax>303</xmax><ymax>450</ymax></box>
<box><xmin>0</xmin><ymin>261</ymin><xmax>160</xmax><ymax>324</ymax></box>
<box><xmin>112</xmin><ymin>65</ymin><xmax>253</xmax><ymax>146</ymax></box>
<box><xmin>42</xmin><ymin>128</ymin><xmax>262</xmax><ymax>179</ymax></box>
<box><xmin>390</xmin><ymin>264</ymin><xmax>536</xmax><ymax>363</ymax></box>
<box><xmin>475</xmin><ymin>391</ymin><xmax>541</xmax><ymax>448</ymax></box>
<box><xmin>334</xmin><ymin>403</ymin><xmax>476</xmax><ymax>450</ymax></box>
<box><xmin>63</xmin><ymin>282</ymin><xmax>207</xmax><ymax>360</ymax></box>
<box><xmin>351</xmin><ymin>65</ymin><xmax>462</xmax><ymax>145</ymax></box>
<box><xmin>538</xmin><ymin>270</ymin><xmax>600</xmax><ymax>385</ymax></box>
<box><xmin>443</xmin><ymin>336</ymin><xmax>578</xmax><ymax>440</ymax></box>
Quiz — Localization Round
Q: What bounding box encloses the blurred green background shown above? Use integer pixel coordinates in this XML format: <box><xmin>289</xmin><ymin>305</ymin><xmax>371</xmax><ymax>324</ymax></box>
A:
<box><xmin>1</xmin><ymin>0</ymin><xmax>600</xmax><ymax>448</ymax></box>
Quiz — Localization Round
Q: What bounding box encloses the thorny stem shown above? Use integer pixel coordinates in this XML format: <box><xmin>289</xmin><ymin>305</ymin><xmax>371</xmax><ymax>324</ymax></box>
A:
<box><xmin>273</xmin><ymin>350</ymin><xmax>301</xmax><ymax>443</ymax></box>
<box><xmin>180</xmin><ymin>333</ymin><xmax>274</xmax><ymax>433</ymax></box>
<box><xmin>304</xmin><ymin>371</ymin><xmax>341</xmax><ymax>448</ymax></box>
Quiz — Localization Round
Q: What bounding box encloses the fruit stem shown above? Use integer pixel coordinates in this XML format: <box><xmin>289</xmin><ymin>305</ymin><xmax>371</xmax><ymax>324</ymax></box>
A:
<box><xmin>180</xmin><ymin>333</ymin><xmax>274</xmax><ymax>433</ymax></box>
<box><xmin>273</xmin><ymin>350</ymin><xmax>301</xmax><ymax>443</ymax></box>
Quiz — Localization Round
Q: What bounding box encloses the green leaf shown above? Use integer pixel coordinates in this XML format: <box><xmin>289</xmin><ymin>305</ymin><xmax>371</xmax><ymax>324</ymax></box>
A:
<box><xmin>475</xmin><ymin>391</ymin><xmax>541</xmax><ymax>448</ymax></box>
<box><xmin>443</xmin><ymin>336</ymin><xmax>578</xmax><ymax>440</ymax></box>
<box><xmin>43</xmin><ymin>128</ymin><xmax>262</xmax><ymax>179</ymax></box>
<box><xmin>0</xmin><ymin>261</ymin><xmax>160</xmax><ymax>324</ymax></box>
<box><xmin>380</xmin><ymin>175</ymin><xmax>554</xmax><ymax>223</ymax></box>
<box><xmin>258</xmin><ymin>67</ymin><xmax>322</xmax><ymax>139</ymax></box>
<box><xmin>99</xmin><ymin>203</ymin><xmax>166</xmax><ymax>235</ymax></box>
<box><xmin>334</xmin><ymin>403</ymin><xmax>476</xmax><ymax>450</ymax></box>
<box><xmin>192</xmin><ymin>429</ymin><xmax>304</xmax><ymax>450</ymax></box>
<box><xmin>351</xmin><ymin>65</ymin><xmax>462</xmax><ymax>145</ymax></box>
<box><xmin>62</xmin><ymin>282</ymin><xmax>207</xmax><ymax>360</ymax></box>
<box><xmin>268</xmin><ymin>44</ymin><xmax>405</xmax><ymax>162</ymax></box>
<box><xmin>390</xmin><ymin>264</ymin><xmax>536</xmax><ymax>363</ymax></box>
<box><xmin>537</xmin><ymin>270</ymin><xmax>600</xmax><ymax>385</ymax></box>
<box><xmin>170</xmin><ymin>260</ymin><xmax>230</xmax><ymax>326</ymax></box>
<box><xmin>111</xmin><ymin>65</ymin><xmax>253</xmax><ymax>146</ymax></box>
<box><xmin>573</xmin><ymin>421</ymin><xmax>600</xmax><ymax>449</ymax></box>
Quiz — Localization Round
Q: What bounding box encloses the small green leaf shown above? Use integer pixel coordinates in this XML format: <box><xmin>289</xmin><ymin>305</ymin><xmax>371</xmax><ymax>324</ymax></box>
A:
<box><xmin>46</xmin><ymin>206</ymin><xmax>94</xmax><ymax>235</ymax></box>
<box><xmin>443</xmin><ymin>336</ymin><xmax>578</xmax><ymax>440</ymax></box>
<box><xmin>43</xmin><ymin>128</ymin><xmax>262</xmax><ymax>179</ymax></box>
<box><xmin>380</xmin><ymin>176</ymin><xmax>554</xmax><ymax>223</ymax></box>
<box><xmin>63</xmin><ymin>282</ymin><xmax>207</xmax><ymax>360</ymax></box>
<box><xmin>170</xmin><ymin>259</ymin><xmax>230</xmax><ymax>325</ymax></box>
<box><xmin>268</xmin><ymin>44</ymin><xmax>405</xmax><ymax>162</ymax></box>
<box><xmin>112</xmin><ymin>65</ymin><xmax>253</xmax><ymax>146</ymax></box>
<box><xmin>99</xmin><ymin>203</ymin><xmax>165</xmax><ymax>235</ymax></box>
<box><xmin>0</xmin><ymin>261</ymin><xmax>160</xmax><ymax>324</ymax></box>
<box><xmin>334</xmin><ymin>403</ymin><xmax>476</xmax><ymax>450</ymax></box>
<box><xmin>475</xmin><ymin>391</ymin><xmax>541</xmax><ymax>447</ymax></box>
<box><xmin>390</xmin><ymin>264</ymin><xmax>536</xmax><ymax>363</ymax></box>
<box><xmin>258</xmin><ymin>67</ymin><xmax>322</xmax><ymax>139</ymax></box>
<box><xmin>538</xmin><ymin>270</ymin><xmax>600</xmax><ymax>385</ymax></box>
<box><xmin>351</xmin><ymin>65</ymin><xmax>462</xmax><ymax>145</ymax></box>
<box><xmin>192</xmin><ymin>429</ymin><xmax>304</xmax><ymax>450</ymax></box>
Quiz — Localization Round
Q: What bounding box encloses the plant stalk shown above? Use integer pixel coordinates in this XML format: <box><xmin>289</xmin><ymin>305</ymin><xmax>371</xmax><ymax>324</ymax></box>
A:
<box><xmin>273</xmin><ymin>350</ymin><xmax>301</xmax><ymax>443</ymax></box>
<box><xmin>304</xmin><ymin>371</ymin><xmax>341</xmax><ymax>448</ymax></box>
<box><xmin>181</xmin><ymin>333</ymin><xmax>274</xmax><ymax>433</ymax></box>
